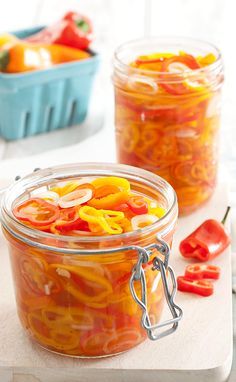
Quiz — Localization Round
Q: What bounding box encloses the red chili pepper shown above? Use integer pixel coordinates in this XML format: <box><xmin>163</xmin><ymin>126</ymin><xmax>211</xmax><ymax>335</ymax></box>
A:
<box><xmin>127</xmin><ymin>196</ymin><xmax>148</xmax><ymax>215</ymax></box>
<box><xmin>13</xmin><ymin>198</ymin><xmax>60</xmax><ymax>227</ymax></box>
<box><xmin>160</xmin><ymin>54</ymin><xmax>200</xmax><ymax>95</ymax></box>
<box><xmin>185</xmin><ymin>264</ymin><xmax>220</xmax><ymax>280</ymax></box>
<box><xmin>26</xmin><ymin>11</ymin><xmax>93</xmax><ymax>50</ymax></box>
<box><xmin>179</xmin><ymin>207</ymin><xmax>231</xmax><ymax>262</ymax></box>
<box><xmin>177</xmin><ymin>276</ymin><xmax>214</xmax><ymax>297</ymax></box>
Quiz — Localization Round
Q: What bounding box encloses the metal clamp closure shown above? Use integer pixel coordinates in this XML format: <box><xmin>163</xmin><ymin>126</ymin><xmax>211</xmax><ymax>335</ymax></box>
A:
<box><xmin>130</xmin><ymin>237</ymin><xmax>183</xmax><ymax>341</ymax></box>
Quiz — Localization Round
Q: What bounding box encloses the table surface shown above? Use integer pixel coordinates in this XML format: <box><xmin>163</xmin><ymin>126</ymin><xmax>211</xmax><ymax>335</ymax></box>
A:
<box><xmin>0</xmin><ymin>131</ymin><xmax>234</xmax><ymax>381</ymax></box>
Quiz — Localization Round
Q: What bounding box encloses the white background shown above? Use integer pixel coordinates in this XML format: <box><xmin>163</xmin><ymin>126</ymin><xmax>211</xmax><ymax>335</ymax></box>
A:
<box><xmin>0</xmin><ymin>0</ymin><xmax>235</xmax><ymax>166</ymax></box>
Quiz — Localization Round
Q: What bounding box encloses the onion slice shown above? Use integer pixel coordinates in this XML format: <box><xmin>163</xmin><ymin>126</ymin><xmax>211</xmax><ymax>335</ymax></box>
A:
<box><xmin>131</xmin><ymin>214</ymin><xmax>159</xmax><ymax>231</ymax></box>
<box><xmin>33</xmin><ymin>191</ymin><xmax>60</xmax><ymax>203</ymax></box>
<box><xmin>59</xmin><ymin>189</ymin><xmax>93</xmax><ymax>208</ymax></box>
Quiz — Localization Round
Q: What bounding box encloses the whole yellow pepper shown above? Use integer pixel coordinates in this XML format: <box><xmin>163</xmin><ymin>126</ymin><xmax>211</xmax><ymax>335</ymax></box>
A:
<box><xmin>0</xmin><ymin>33</ymin><xmax>17</xmax><ymax>48</ymax></box>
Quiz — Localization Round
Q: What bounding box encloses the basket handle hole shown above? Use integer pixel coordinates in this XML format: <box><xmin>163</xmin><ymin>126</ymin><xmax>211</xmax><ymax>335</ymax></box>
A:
<box><xmin>68</xmin><ymin>100</ymin><xmax>77</xmax><ymax>126</ymax></box>
<box><xmin>46</xmin><ymin>106</ymin><xmax>54</xmax><ymax>131</ymax></box>
<box><xmin>23</xmin><ymin>112</ymin><xmax>31</xmax><ymax>137</ymax></box>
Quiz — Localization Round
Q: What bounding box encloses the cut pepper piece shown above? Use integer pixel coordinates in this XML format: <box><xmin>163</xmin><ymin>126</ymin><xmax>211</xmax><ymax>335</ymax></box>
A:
<box><xmin>185</xmin><ymin>264</ymin><xmax>220</xmax><ymax>280</ymax></box>
<box><xmin>177</xmin><ymin>276</ymin><xmax>214</xmax><ymax>297</ymax></box>
<box><xmin>13</xmin><ymin>198</ymin><xmax>60</xmax><ymax>227</ymax></box>
<box><xmin>179</xmin><ymin>207</ymin><xmax>231</xmax><ymax>261</ymax></box>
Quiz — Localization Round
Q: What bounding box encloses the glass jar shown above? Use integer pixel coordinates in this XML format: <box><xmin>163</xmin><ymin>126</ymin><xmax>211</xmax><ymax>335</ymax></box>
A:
<box><xmin>1</xmin><ymin>163</ymin><xmax>181</xmax><ymax>357</ymax></box>
<box><xmin>113</xmin><ymin>37</ymin><xmax>224</xmax><ymax>215</ymax></box>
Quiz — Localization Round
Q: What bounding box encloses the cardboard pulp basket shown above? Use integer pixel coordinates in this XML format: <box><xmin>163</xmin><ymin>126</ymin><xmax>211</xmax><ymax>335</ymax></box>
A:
<box><xmin>0</xmin><ymin>26</ymin><xmax>100</xmax><ymax>140</ymax></box>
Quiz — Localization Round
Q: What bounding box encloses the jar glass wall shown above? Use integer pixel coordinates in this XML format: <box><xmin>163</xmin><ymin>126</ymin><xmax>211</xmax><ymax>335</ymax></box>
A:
<box><xmin>113</xmin><ymin>37</ymin><xmax>224</xmax><ymax>215</ymax></box>
<box><xmin>1</xmin><ymin>163</ymin><xmax>178</xmax><ymax>357</ymax></box>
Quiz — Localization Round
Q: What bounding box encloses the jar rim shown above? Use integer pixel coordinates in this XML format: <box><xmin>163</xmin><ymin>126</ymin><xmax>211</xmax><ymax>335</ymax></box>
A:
<box><xmin>1</xmin><ymin>162</ymin><xmax>177</xmax><ymax>252</ymax></box>
<box><xmin>113</xmin><ymin>36</ymin><xmax>223</xmax><ymax>81</ymax></box>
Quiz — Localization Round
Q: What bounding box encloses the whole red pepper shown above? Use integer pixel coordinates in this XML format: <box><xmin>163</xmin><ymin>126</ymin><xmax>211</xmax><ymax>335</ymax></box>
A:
<box><xmin>179</xmin><ymin>207</ymin><xmax>231</xmax><ymax>262</ymax></box>
<box><xmin>26</xmin><ymin>11</ymin><xmax>93</xmax><ymax>50</ymax></box>
<box><xmin>177</xmin><ymin>276</ymin><xmax>214</xmax><ymax>297</ymax></box>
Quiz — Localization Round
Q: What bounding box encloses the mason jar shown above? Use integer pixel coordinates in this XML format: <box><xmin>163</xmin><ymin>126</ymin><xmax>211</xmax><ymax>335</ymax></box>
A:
<box><xmin>1</xmin><ymin>163</ymin><xmax>181</xmax><ymax>357</ymax></box>
<box><xmin>113</xmin><ymin>37</ymin><xmax>224</xmax><ymax>215</ymax></box>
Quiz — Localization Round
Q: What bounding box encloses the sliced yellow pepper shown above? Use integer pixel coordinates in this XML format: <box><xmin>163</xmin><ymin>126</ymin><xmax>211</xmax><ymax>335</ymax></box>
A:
<box><xmin>100</xmin><ymin>209</ymin><xmax>124</xmax><ymax>222</ymax></box>
<box><xmin>51</xmin><ymin>181</ymin><xmax>79</xmax><ymax>196</ymax></box>
<box><xmin>42</xmin><ymin>306</ymin><xmax>94</xmax><ymax>329</ymax></box>
<box><xmin>145</xmin><ymin>198</ymin><xmax>166</xmax><ymax>218</ymax></box>
<box><xmin>196</xmin><ymin>53</ymin><xmax>216</xmax><ymax>66</ymax></box>
<box><xmin>92</xmin><ymin>176</ymin><xmax>131</xmax><ymax>192</ymax></box>
<box><xmin>79</xmin><ymin>206</ymin><xmax>123</xmax><ymax>234</ymax></box>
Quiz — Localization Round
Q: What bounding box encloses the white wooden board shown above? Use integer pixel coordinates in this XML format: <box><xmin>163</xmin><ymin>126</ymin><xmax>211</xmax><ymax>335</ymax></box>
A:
<box><xmin>0</xmin><ymin>182</ymin><xmax>232</xmax><ymax>382</ymax></box>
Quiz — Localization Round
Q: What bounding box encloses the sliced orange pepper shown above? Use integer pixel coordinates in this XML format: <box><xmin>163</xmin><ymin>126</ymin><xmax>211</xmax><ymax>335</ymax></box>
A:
<box><xmin>94</xmin><ymin>185</ymin><xmax>120</xmax><ymax>198</ymax></box>
<box><xmin>88</xmin><ymin>191</ymin><xmax>130</xmax><ymax>210</ymax></box>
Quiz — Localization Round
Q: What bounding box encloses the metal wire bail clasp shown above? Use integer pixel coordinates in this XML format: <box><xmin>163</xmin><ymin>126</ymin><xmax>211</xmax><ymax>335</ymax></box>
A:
<box><xmin>130</xmin><ymin>237</ymin><xmax>183</xmax><ymax>341</ymax></box>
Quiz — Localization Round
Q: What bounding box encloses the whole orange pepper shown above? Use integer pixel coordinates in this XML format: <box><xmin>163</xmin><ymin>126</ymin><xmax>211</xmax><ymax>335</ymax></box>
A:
<box><xmin>0</xmin><ymin>41</ymin><xmax>90</xmax><ymax>73</ymax></box>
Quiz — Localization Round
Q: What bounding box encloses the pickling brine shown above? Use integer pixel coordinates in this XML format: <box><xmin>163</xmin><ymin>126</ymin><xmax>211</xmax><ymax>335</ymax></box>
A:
<box><xmin>113</xmin><ymin>38</ymin><xmax>224</xmax><ymax>215</ymax></box>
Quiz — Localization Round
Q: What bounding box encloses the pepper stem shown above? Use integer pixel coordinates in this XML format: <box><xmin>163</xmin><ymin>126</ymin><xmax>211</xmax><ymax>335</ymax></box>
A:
<box><xmin>221</xmin><ymin>206</ymin><xmax>231</xmax><ymax>225</ymax></box>
<box><xmin>76</xmin><ymin>19</ymin><xmax>89</xmax><ymax>33</ymax></box>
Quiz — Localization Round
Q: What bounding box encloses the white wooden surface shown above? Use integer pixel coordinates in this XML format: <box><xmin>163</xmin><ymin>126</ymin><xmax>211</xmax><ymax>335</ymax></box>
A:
<box><xmin>0</xmin><ymin>1</ymin><xmax>235</xmax><ymax>380</ymax></box>
<box><xmin>0</xmin><ymin>180</ymin><xmax>232</xmax><ymax>382</ymax></box>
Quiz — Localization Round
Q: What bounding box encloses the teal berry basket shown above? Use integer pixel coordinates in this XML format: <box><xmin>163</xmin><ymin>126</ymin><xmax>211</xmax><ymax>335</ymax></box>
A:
<box><xmin>0</xmin><ymin>26</ymin><xmax>100</xmax><ymax>140</ymax></box>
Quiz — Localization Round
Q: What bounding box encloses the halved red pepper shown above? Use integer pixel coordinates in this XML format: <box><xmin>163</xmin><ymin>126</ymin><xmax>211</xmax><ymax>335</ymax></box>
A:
<box><xmin>185</xmin><ymin>264</ymin><xmax>220</xmax><ymax>280</ymax></box>
<box><xmin>180</xmin><ymin>207</ymin><xmax>231</xmax><ymax>262</ymax></box>
<box><xmin>177</xmin><ymin>276</ymin><xmax>213</xmax><ymax>297</ymax></box>
<box><xmin>127</xmin><ymin>196</ymin><xmax>148</xmax><ymax>215</ymax></box>
<box><xmin>13</xmin><ymin>198</ymin><xmax>60</xmax><ymax>227</ymax></box>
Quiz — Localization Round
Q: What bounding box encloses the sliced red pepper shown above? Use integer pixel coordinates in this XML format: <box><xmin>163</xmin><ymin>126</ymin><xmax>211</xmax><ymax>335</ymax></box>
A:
<box><xmin>13</xmin><ymin>198</ymin><xmax>60</xmax><ymax>227</ymax></box>
<box><xmin>113</xmin><ymin>203</ymin><xmax>130</xmax><ymax>212</ymax></box>
<box><xmin>180</xmin><ymin>207</ymin><xmax>231</xmax><ymax>262</ymax></box>
<box><xmin>177</xmin><ymin>276</ymin><xmax>213</xmax><ymax>297</ymax></box>
<box><xmin>185</xmin><ymin>264</ymin><xmax>220</xmax><ymax>280</ymax></box>
<box><xmin>160</xmin><ymin>54</ymin><xmax>200</xmax><ymax>95</ymax></box>
<box><xmin>127</xmin><ymin>196</ymin><xmax>148</xmax><ymax>215</ymax></box>
<box><xmin>51</xmin><ymin>207</ymin><xmax>90</xmax><ymax>233</ymax></box>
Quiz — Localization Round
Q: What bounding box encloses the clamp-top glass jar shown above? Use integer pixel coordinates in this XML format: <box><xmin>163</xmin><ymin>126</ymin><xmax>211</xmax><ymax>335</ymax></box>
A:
<box><xmin>1</xmin><ymin>163</ymin><xmax>182</xmax><ymax>357</ymax></box>
<box><xmin>113</xmin><ymin>37</ymin><xmax>224</xmax><ymax>215</ymax></box>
